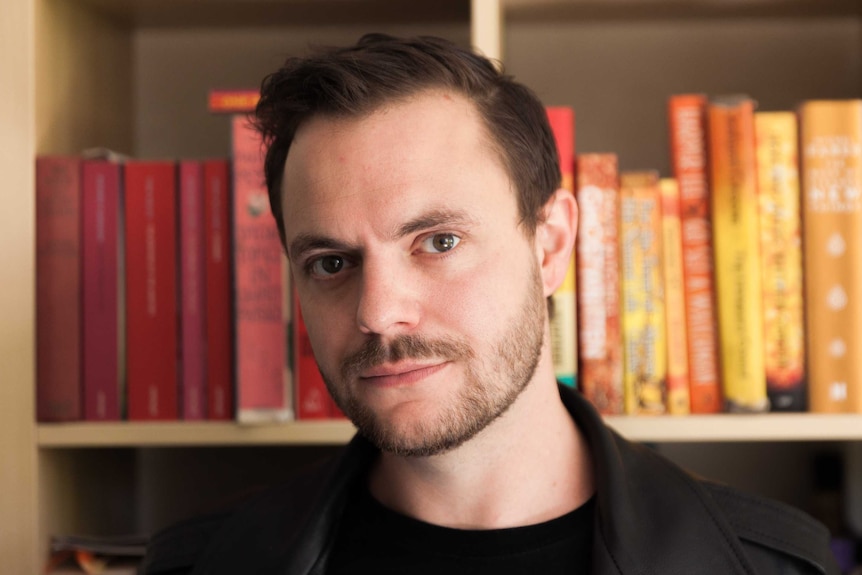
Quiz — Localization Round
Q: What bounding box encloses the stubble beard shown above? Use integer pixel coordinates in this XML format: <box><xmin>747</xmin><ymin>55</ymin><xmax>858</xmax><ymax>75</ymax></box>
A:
<box><xmin>319</xmin><ymin>265</ymin><xmax>547</xmax><ymax>458</ymax></box>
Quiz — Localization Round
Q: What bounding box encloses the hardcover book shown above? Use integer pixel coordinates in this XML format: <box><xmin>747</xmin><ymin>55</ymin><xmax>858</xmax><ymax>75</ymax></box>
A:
<box><xmin>81</xmin><ymin>159</ymin><xmax>124</xmax><ymax>421</ymax></box>
<box><xmin>36</xmin><ymin>156</ymin><xmax>83</xmax><ymax>422</ymax></box>
<box><xmin>755</xmin><ymin>111</ymin><xmax>806</xmax><ymax>412</ymax></box>
<box><xmin>708</xmin><ymin>96</ymin><xmax>768</xmax><ymax>413</ymax></box>
<box><xmin>179</xmin><ymin>160</ymin><xmax>207</xmax><ymax>420</ymax></box>
<box><xmin>575</xmin><ymin>153</ymin><xmax>623</xmax><ymax>414</ymax></box>
<box><xmin>125</xmin><ymin>160</ymin><xmax>179</xmax><ymax>421</ymax></box>
<box><xmin>800</xmin><ymin>100</ymin><xmax>862</xmax><ymax>413</ymax></box>
<box><xmin>204</xmin><ymin>159</ymin><xmax>234</xmax><ymax>420</ymax></box>
<box><xmin>619</xmin><ymin>171</ymin><xmax>667</xmax><ymax>415</ymax></box>
<box><xmin>668</xmin><ymin>94</ymin><xmax>723</xmax><ymax>413</ymax></box>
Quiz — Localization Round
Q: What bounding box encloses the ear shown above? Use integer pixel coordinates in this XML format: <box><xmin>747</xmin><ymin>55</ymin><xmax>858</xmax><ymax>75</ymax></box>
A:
<box><xmin>535</xmin><ymin>188</ymin><xmax>578</xmax><ymax>297</ymax></box>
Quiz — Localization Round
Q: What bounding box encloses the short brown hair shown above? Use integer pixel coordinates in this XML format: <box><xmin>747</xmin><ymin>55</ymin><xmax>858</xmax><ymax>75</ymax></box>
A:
<box><xmin>253</xmin><ymin>33</ymin><xmax>561</xmax><ymax>247</ymax></box>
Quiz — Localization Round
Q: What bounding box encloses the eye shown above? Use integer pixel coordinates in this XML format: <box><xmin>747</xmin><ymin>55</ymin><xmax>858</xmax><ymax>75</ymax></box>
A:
<box><xmin>420</xmin><ymin>233</ymin><xmax>461</xmax><ymax>254</ymax></box>
<box><xmin>308</xmin><ymin>255</ymin><xmax>347</xmax><ymax>277</ymax></box>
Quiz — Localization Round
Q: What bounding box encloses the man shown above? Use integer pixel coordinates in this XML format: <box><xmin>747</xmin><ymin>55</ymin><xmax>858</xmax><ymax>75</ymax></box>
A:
<box><xmin>143</xmin><ymin>34</ymin><xmax>837</xmax><ymax>574</ymax></box>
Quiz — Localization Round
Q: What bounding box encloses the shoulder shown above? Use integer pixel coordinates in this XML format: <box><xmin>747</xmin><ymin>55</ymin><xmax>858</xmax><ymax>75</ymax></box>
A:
<box><xmin>701</xmin><ymin>480</ymin><xmax>839</xmax><ymax>574</ymax></box>
<box><xmin>139</xmin><ymin>456</ymin><xmax>337</xmax><ymax>575</ymax></box>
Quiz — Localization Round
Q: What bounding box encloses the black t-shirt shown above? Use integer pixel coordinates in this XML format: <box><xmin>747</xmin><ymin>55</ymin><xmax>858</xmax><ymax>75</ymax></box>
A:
<box><xmin>326</xmin><ymin>481</ymin><xmax>594</xmax><ymax>575</ymax></box>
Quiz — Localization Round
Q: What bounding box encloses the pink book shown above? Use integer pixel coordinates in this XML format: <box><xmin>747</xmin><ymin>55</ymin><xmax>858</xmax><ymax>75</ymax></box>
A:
<box><xmin>179</xmin><ymin>160</ymin><xmax>207</xmax><ymax>420</ymax></box>
<box><xmin>81</xmin><ymin>159</ymin><xmax>123</xmax><ymax>420</ymax></box>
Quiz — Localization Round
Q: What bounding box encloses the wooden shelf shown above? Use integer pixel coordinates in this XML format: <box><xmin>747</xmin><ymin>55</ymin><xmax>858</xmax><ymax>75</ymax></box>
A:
<box><xmin>37</xmin><ymin>413</ymin><xmax>862</xmax><ymax>447</ymax></box>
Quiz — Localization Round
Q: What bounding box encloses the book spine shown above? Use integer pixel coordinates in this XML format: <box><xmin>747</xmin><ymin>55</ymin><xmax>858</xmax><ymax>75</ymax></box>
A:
<box><xmin>36</xmin><ymin>156</ymin><xmax>83</xmax><ymax>422</ymax></box>
<box><xmin>708</xmin><ymin>96</ymin><xmax>768</xmax><ymax>412</ymax></box>
<box><xmin>546</xmin><ymin>106</ymin><xmax>578</xmax><ymax>388</ymax></box>
<box><xmin>575</xmin><ymin>153</ymin><xmax>623</xmax><ymax>414</ymax></box>
<box><xmin>125</xmin><ymin>161</ymin><xmax>179</xmax><ymax>420</ymax></box>
<box><xmin>232</xmin><ymin>114</ymin><xmax>293</xmax><ymax>423</ymax></box>
<box><xmin>800</xmin><ymin>99</ymin><xmax>862</xmax><ymax>413</ymax></box>
<box><xmin>755</xmin><ymin>111</ymin><xmax>807</xmax><ymax>412</ymax></box>
<box><xmin>659</xmin><ymin>178</ymin><xmax>691</xmax><ymax>415</ymax></box>
<box><xmin>204</xmin><ymin>159</ymin><xmax>234</xmax><ymax>420</ymax></box>
<box><xmin>179</xmin><ymin>160</ymin><xmax>207</xmax><ymax>420</ymax></box>
<box><xmin>668</xmin><ymin>94</ymin><xmax>723</xmax><ymax>413</ymax></box>
<box><xmin>81</xmin><ymin>160</ymin><xmax>122</xmax><ymax>421</ymax></box>
<box><xmin>294</xmin><ymin>291</ymin><xmax>333</xmax><ymax>419</ymax></box>
<box><xmin>619</xmin><ymin>171</ymin><xmax>667</xmax><ymax>415</ymax></box>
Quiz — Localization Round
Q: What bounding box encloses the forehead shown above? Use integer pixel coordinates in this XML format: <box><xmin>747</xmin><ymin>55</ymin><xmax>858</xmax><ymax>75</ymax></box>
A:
<box><xmin>280</xmin><ymin>91</ymin><xmax>516</xmax><ymax>242</ymax></box>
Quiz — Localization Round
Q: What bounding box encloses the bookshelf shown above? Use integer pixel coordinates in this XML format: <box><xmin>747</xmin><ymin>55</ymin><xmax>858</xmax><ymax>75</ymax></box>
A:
<box><xmin>5</xmin><ymin>0</ymin><xmax>862</xmax><ymax>572</ymax></box>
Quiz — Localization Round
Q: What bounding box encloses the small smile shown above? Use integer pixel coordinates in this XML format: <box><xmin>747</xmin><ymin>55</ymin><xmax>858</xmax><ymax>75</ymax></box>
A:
<box><xmin>358</xmin><ymin>362</ymin><xmax>449</xmax><ymax>387</ymax></box>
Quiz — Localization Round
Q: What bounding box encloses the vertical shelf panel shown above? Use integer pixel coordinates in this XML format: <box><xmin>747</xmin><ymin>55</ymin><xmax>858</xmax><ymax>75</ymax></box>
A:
<box><xmin>0</xmin><ymin>0</ymin><xmax>37</xmax><ymax>571</ymax></box>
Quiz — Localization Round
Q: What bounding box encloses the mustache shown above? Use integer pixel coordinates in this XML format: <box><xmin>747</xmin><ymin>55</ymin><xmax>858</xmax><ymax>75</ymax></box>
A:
<box><xmin>340</xmin><ymin>335</ymin><xmax>474</xmax><ymax>380</ymax></box>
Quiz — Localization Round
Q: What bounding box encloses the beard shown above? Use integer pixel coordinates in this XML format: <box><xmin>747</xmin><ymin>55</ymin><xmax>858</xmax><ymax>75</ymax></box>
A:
<box><xmin>319</xmin><ymin>263</ymin><xmax>546</xmax><ymax>458</ymax></box>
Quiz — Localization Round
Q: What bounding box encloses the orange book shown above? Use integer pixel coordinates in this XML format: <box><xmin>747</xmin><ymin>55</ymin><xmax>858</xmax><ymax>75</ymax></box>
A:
<box><xmin>708</xmin><ymin>96</ymin><xmax>768</xmax><ymax>413</ymax></box>
<box><xmin>575</xmin><ymin>154</ymin><xmax>623</xmax><ymax>414</ymax></box>
<box><xmin>619</xmin><ymin>171</ymin><xmax>667</xmax><ymax>415</ymax></box>
<box><xmin>755</xmin><ymin>112</ymin><xmax>806</xmax><ymax>412</ymax></box>
<box><xmin>800</xmin><ymin>100</ymin><xmax>862</xmax><ymax>413</ymax></box>
<box><xmin>546</xmin><ymin>106</ymin><xmax>577</xmax><ymax>388</ymax></box>
<box><xmin>668</xmin><ymin>94</ymin><xmax>722</xmax><ymax>413</ymax></box>
<box><xmin>659</xmin><ymin>178</ymin><xmax>691</xmax><ymax>415</ymax></box>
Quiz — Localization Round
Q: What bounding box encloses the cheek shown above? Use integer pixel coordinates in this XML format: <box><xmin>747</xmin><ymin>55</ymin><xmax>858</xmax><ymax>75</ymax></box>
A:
<box><xmin>297</xmin><ymin>289</ymin><xmax>357</xmax><ymax>368</ymax></box>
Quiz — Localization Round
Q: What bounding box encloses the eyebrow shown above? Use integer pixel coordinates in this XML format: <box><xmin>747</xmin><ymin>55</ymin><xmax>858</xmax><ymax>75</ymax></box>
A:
<box><xmin>288</xmin><ymin>208</ymin><xmax>478</xmax><ymax>261</ymax></box>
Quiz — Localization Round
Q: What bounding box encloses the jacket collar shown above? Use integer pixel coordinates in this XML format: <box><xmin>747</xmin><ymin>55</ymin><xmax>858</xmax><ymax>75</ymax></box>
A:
<box><xmin>194</xmin><ymin>385</ymin><xmax>758</xmax><ymax>574</ymax></box>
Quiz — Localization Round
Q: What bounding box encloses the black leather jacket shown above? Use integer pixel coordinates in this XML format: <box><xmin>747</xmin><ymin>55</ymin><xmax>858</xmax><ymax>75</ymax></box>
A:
<box><xmin>143</xmin><ymin>386</ymin><xmax>839</xmax><ymax>574</ymax></box>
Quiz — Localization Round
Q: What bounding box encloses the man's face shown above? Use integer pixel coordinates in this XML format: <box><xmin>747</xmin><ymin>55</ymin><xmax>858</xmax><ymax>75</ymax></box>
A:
<box><xmin>282</xmin><ymin>91</ymin><xmax>548</xmax><ymax>457</ymax></box>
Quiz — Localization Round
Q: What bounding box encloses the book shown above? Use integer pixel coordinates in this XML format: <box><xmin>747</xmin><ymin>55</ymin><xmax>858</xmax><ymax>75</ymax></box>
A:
<box><xmin>232</xmin><ymin>114</ymin><xmax>293</xmax><ymax>423</ymax></box>
<box><xmin>81</xmin><ymin>158</ymin><xmax>123</xmax><ymax>421</ymax></box>
<box><xmin>659</xmin><ymin>178</ymin><xmax>691</xmax><ymax>415</ymax></box>
<box><xmin>36</xmin><ymin>156</ymin><xmax>83</xmax><ymax>422</ymax></box>
<box><xmin>179</xmin><ymin>160</ymin><xmax>207</xmax><ymax>420</ymax></box>
<box><xmin>708</xmin><ymin>95</ymin><xmax>768</xmax><ymax>413</ymax></box>
<box><xmin>546</xmin><ymin>106</ymin><xmax>578</xmax><ymax>388</ymax></box>
<box><xmin>667</xmin><ymin>94</ymin><xmax>723</xmax><ymax>413</ymax></box>
<box><xmin>800</xmin><ymin>100</ymin><xmax>862</xmax><ymax>413</ymax></box>
<box><xmin>619</xmin><ymin>171</ymin><xmax>667</xmax><ymax>415</ymax></box>
<box><xmin>575</xmin><ymin>153</ymin><xmax>624</xmax><ymax>414</ymax></box>
<box><xmin>293</xmin><ymin>291</ymin><xmax>335</xmax><ymax>419</ymax></box>
<box><xmin>754</xmin><ymin>111</ymin><xmax>807</xmax><ymax>412</ymax></box>
<box><xmin>208</xmin><ymin>89</ymin><xmax>260</xmax><ymax>114</ymax></box>
<box><xmin>204</xmin><ymin>158</ymin><xmax>234</xmax><ymax>420</ymax></box>
<box><xmin>124</xmin><ymin>160</ymin><xmax>179</xmax><ymax>420</ymax></box>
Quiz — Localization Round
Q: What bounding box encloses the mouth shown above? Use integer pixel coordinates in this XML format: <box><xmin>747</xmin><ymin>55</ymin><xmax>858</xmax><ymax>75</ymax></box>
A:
<box><xmin>358</xmin><ymin>362</ymin><xmax>449</xmax><ymax>387</ymax></box>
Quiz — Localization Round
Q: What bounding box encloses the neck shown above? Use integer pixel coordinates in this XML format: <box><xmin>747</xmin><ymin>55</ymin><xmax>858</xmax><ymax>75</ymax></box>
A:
<box><xmin>367</xmin><ymin>353</ymin><xmax>594</xmax><ymax>530</ymax></box>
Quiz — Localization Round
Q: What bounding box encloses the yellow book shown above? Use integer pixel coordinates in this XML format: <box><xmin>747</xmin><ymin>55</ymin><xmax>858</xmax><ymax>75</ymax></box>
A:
<box><xmin>708</xmin><ymin>96</ymin><xmax>768</xmax><ymax>412</ymax></box>
<box><xmin>620</xmin><ymin>171</ymin><xmax>667</xmax><ymax>415</ymax></box>
<box><xmin>755</xmin><ymin>111</ymin><xmax>806</xmax><ymax>412</ymax></box>
<box><xmin>659</xmin><ymin>178</ymin><xmax>691</xmax><ymax>415</ymax></box>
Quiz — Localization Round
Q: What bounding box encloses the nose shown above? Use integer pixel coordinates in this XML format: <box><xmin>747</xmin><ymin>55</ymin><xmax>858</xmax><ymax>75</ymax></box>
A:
<box><xmin>355</xmin><ymin>257</ymin><xmax>420</xmax><ymax>336</ymax></box>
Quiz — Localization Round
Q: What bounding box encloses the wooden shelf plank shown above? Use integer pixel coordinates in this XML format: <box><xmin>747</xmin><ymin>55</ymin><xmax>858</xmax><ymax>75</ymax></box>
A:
<box><xmin>38</xmin><ymin>414</ymin><xmax>862</xmax><ymax>447</ymax></box>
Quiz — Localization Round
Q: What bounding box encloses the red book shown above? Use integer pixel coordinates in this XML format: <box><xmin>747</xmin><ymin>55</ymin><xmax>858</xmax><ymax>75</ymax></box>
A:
<box><xmin>204</xmin><ymin>159</ymin><xmax>233</xmax><ymax>420</ymax></box>
<box><xmin>294</xmin><ymin>292</ymin><xmax>333</xmax><ymax>419</ymax></box>
<box><xmin>36</xmin><ymin>156</ymin><xmax>83</xmax><ymax>422</ymax></box>
<box><xmin>668</xmin><ymin>94</ymin><xmax>723</xmax><ymax>413</ymax></box>
<box><xmin>124</xmin><ymin>161</ymin><xmax>179</xmax><ymax>420</ymax></box>
<box><xmin>81</xmin><ymin>159</ymin><xmax>123</xmax><ymax>421</ymax></box>
<box><xmin>545</xmin><ymin>106</ymin><xmax>578</xmax><ymax>389</ymax></box>
<box><xmin>232</xmin><ymin>114</ymin><xmax>293</xmax><ymax>423</ymax></box>
<box><xmin>179</xmin><ymin>160</ymin><xmax>207</xmax><ymax>420</ymax></box>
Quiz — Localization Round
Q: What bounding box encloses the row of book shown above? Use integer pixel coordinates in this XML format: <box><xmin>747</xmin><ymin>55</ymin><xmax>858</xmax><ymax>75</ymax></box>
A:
<box><xmin>548</xmin><ymin>95</ymin><xmax>862</xmax><ymax>415</ymax></box>
<box><xmin>36</xmin><ymin>94</ymin><xmax>862</xmax><ymax>422</ymax></box>
<box><xmin>36</xmin><ymin>114</ymin><xmax>341</xmax><ymax>422</ymax></box>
